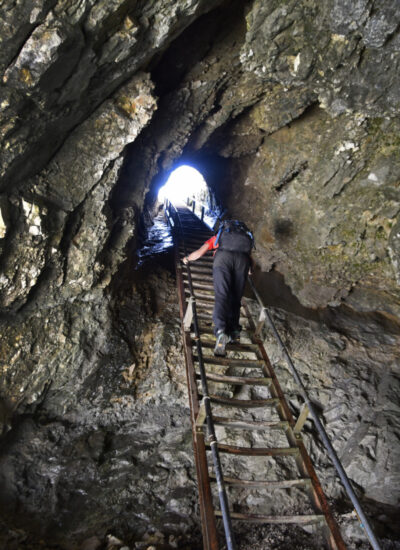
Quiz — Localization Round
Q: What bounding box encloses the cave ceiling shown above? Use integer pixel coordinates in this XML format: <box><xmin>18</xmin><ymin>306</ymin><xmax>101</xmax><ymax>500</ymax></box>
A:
<box><xmin>1</xmin><ymin>0</ymin><xmax>399</xmax><ymax>315</ymax></box>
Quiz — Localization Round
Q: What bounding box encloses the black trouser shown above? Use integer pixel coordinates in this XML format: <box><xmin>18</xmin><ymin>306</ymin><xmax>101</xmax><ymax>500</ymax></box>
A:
<box><xmin>212</xmin><ymin>250</ymin><xmax>250</xmax><ymax>335</ymax></box>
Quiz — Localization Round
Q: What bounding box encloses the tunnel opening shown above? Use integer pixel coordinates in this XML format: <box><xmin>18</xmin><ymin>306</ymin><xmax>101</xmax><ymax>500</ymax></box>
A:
<box><xmin>157</xmin><ymin>164</ymin><xmax>217</xmax><ymax>229</ymax></box>
<box><xmin>137</xmin><ymin>164</ymin><xmax>218</xmax><ymax>267</ymax></box>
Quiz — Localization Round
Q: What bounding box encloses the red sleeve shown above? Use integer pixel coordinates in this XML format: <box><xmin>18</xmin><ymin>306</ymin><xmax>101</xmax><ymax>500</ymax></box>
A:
<box><xmin>205</xmin><ymin>236</ymin><xmax>218</xmax><ymax>250</ymax></box>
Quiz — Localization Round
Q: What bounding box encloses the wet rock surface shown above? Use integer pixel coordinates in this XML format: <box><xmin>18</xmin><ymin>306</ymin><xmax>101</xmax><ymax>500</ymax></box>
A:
<box><xmin>1</xmin><ymin>261</ymin><xmax>197</xmax><ymax>548</ymax></box>
<box><xmin>0</xmin><ymin>0</ymin><xmax>399</xmax><ymax>548</ymax></box>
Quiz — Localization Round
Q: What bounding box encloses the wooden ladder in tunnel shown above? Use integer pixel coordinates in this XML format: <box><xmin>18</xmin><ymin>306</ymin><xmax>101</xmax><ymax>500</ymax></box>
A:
<box><xmin>172</xmin><ymin>205</ymin><xmax>347</xmax><ymax>550</ymax></box>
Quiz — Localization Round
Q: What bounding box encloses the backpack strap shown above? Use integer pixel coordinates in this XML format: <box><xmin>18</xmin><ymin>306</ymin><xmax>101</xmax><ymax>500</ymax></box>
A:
<box><xmin>214</xmin><ymin>220</ymin><xmax>255</xmax><ymax>250</ymax></box>
<box><xmin>214</xmin><ymin>224</ymin><xmax>224</xmax><ymax>247</ymax></box>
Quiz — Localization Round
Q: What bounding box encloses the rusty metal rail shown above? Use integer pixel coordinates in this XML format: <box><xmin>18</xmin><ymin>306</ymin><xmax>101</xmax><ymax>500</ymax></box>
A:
<box><xmin>166</xmin><ymin>202</ymin><xmax>379</xmax><ymax>550</ymax></box>
<box><xmin>170</xmin><ymin>201</ymin><xmax>236</xmax><ymax>550</ymax></box>
<box><xmin>247</xmin><ymin>279</ymin><xmax>382</xmax><ymax>550</ymax></box>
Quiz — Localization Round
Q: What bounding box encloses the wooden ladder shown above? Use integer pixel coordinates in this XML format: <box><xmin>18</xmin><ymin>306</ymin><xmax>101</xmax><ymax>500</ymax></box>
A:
<box><xmin>173</xmin><ymin>206</ymin><xmax>346</xmax><ymax>550</ymax></box>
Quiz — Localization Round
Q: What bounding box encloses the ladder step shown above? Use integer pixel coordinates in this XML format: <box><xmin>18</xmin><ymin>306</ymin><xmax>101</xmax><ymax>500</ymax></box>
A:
<box><xmin>213</xmin><ymin>416</ymin><xmax>289</xmax><ymax>430</ymax></box>
<box><xmin>191</xmin><ymin>282</ymin><xmax>215</xmax><ymax>291</ymax></box>
<box><xmin>196</xmin><ymin>326</ymin><xmax>251</xmax><ymax>336</ymax></box>
<box><xmin>183</xmin><ymin>267</ymin><xmax>212</xmax><ymax>276</ymax></box>
<box><xmin>191</xmin><ymin>313</ymin><xmax>214</xmax><ymax>322</ymax></box>
<box><xmin>187</xmin><ymin>259</ymin><xmax>214</xmax><ymax>266</ymax></box>
<box><xmin>182</xmin><ymin>262</ymin><xmax>213</xmax><ymax>270</ymax></box>
<box><xmin>185</xmin><ymin>291</ymin><xmax>214</xmax><ymax>301</ymax></box>
<box><xmin>197</xmin><ymin>372</ymin><xmax>271</xmax><ymax>386</ymax></box>
<box><xmin>206</xmin><ymin>395</ymin><xmax>279</xmax><ymax>408</ymax></box>
<box><xmin>214</xmin><ymin>511</ymin><xmax>325</xmax><ymax>525</ymax></box>
<box><xmin>194</xmin><ymin>356</ymin><xmax>264</xmax><ymax>368</ymax></box>
<box><xmin>207</xmin><ymin>443</ymin><xmax>299</xmax><ymax>456</ymax></box>
<box><xmin>180</xmin><ymin>245</ymin><xmax>211</xmax><ymax>250</ymax></box>
<box><xmin>195</xmin><ymin>340</ymin><xmax>256</xmax><ymax>352</ymax></box>
<box><xmin>180</xmin><ymin>242</ymin><xmax>212</xmax><ymax>248</ymax></box>
<box><xmin>189</xmin><ymin>300</ymin><xmax>215</xmax><ymax>310</ymax></box>
<box><xmin>181</xmin><ymin>256</ymin><xmax>214</xmax><ymax>267</ymax></box>
<box><xmin>179</xmin><ymin>253</ymin><xmax>214</xmax><ymax>262</ymax></box>
<box><xmin>196</xmin><ymin>326</ymin><xmax>218</xmax><ymax>335</ymax></box>
<box><xmin>185</xmin><ymin>269</ymin><xmax>213</xmax><ymax>275</ymax></box>
<box><xmin>183</xmin><ymin>274</ymin><xmax>213</xmax><ymax>283</ymax></box>
<box><xmin>210</xmin><ymin>475</ymin><xmax>311</xmax><ymax>489</ymax></box>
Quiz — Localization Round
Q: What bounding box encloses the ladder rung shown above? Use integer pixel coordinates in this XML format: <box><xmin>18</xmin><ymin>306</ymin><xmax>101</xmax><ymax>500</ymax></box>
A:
<box><xmin>184</xmin><ymin>275</ymin><xmax>214</xmax><ymax>293</ymax></box>
<box><xmin>180</xmin><ymin>257</ymin><xmax>210</xmax><ymax>263</ymax></box>
<box><xmin>186</xmin><ymin>291</ymin><xmax>214</xmax><ymax>301</ymax></box>
<box><xmin>214</xmin><ymin>511</ymin><xmax>325</xmax><ymax>525</ymax></box>
<box><xmin>195</xmin><ymin>340</ymin><xmax>255</xmax><ymax>351</ymax></box>
<box><xmin>213</xmin><ymin>417</ymin><xmax>289</xmax><ymax>430</ymax></box>
<box><xmin>194</xmin><ymin>356</ymin><xmax>264</xmax><ymax>368</ymax></box>
<box><xmin>210</xmin><ymin>475</ymin><xmax>311</xmax><ymax>489</ymax></box>
<box><xmin>191</xmin><ymin>282</ymin><xmax>215</xmax><ymax>291</ymax></box>
<box><xmin>180</xmin><ymin>245</ymin><xmax>211</xmax><ymax>250</ymax></box>
<box><xmin>190</xmin><ymin>259</ymin><xmax>214</xmax><ymax>265</ymax></box>
<box><xmin>206</xmin><ymin>395</ymin><xmax>279</xmax><ymax>408</ymax></box>
<box><xmin>191</xmin><ymin>302</ymin><xmax>215</xmax><ymax>311</ymax></box>
<box><xmin>183</xmin><ymin>275</ymin><xmax>213</xmax><ymax>283</ymax></box>
<box><xmin>196</xmin><ymin>326</ymin><xmax>251</xmax><ymax>336</ymax></box>
<box><xmin>207</xmin><ymin>443</ymin><xmax>299</xmax><ymax>456</ymax></box>
<box><xmin>180</xmin><ymin>256</ymin><xmax>214</xmax><ymax>265</ymax></box>
<box><xmin>191</xmin><ymin>315</ymin><xmax>214</xmax><ymax>324</ymax></box>
<box><xmin>186</xmin><ymin>275</ymin><xmax>213</xmax><ymax>283</ymax></box>
<box><xmin>197</xmin><ymin>372</ymin><xmax>271</xmax><ymax>386</ymax></box>
<box><xmin>183</xmin><ymin>268</ymin><xmax>212</xmax><ymax>276</ymax></box>
<box><xmin>184</xmin><ymin>275</ymin><xmax>214</xmax><ymax>288</ymax></box>
<box><xmin>182</xmin><ymin>255</ymin><xmax>213</xmax><ymax>262</ymax></box>
<box><xmin>184</xmin><ymin>272</ymin><xmax>213</xmax><ymax>281</ymax></box>
<box><xmin>196</xmin><ymin>326</ymin><xmax>217</xmax><ymax>335</ymax></box>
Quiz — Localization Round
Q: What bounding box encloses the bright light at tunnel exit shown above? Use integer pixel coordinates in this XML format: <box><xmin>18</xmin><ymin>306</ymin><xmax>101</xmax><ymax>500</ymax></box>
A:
<box><xmin>158</xmin><ymin>165</ymin><xmax>208</xmax><ymax>204</ymax></box>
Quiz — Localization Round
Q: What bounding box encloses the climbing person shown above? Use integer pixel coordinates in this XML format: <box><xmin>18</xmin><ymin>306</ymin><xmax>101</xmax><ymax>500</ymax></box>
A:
<box><xmin>182</xmin><ymin>220</ymin><xmax>255</xmax><ymax>357</ymax></box>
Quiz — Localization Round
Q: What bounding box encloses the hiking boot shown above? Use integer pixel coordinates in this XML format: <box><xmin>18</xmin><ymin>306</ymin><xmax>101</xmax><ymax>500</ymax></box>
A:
<box><xmin>214</xmin><ymin>330</ymin><xmax>229</xmax><ymax>357</ymax></box>
<box><xmin>229</xmin><ymin>330</ymin><xmax>241</xmax><ymax>344</ymax></box>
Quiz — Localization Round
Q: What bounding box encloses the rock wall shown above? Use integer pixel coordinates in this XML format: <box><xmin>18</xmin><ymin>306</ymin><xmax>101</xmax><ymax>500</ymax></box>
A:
<box><xmin>0</xmin><ymin>0</ymin><xmax>399</xmax><ymax>548</ymax></box>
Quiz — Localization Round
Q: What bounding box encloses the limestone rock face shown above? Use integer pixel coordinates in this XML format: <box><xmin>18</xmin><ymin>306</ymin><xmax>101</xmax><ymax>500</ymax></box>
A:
<box><xmin>223</xmin><ymin>108</ymin><xmax>400</xmax><ymax>313</ymax></box>
<box><xmin>0</xmin><ymin>0</ymin><xmax>220</xmax><ymax>188</ymax></box>
<box><xmin>0</xmin><ymin>0</ymin><xmax>399</xmax><ymax>548</ymax></box>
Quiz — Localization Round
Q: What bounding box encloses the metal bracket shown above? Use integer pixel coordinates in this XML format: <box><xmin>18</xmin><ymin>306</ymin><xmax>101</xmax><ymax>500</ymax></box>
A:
<box><xmin>196</xmin><ymin>399</ymin><xmax>207</xmax><ymax>431</ymax></box>
<box><xmin>255</xmin><ymin>307</ymin><xmax>267</xmax><ymax>337</ymax></box>
<box><xmin>294</xmin><ymin>403</ymin><xmax>310</xmax><ymax>436</ymax></box>
<box><xmin>183</xmin><ymin>296</ymin><xmax>194</xmax><ymax>331</ymax></box>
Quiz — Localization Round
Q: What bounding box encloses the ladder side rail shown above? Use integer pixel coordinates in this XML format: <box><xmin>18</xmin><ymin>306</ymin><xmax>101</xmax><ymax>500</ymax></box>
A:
<box><xmin>243</xmin><ymin>300</ymin><xmax>346</xmax><ymax>550</ymax></box>
<box><xmin>247</xmin><ymin>279</ymin><xmax>382</xmax><ymax>550</ymax></box>
<box><xmin>175</xmin><ymin>245</ymin><xmax>219</xmax><ymax>550</ymax></box>
<box><xmin>185</xmin><ymin>196</ymin><xmax>209</xmax><ymax>212</ymax></box>
<box><xmin>183</xmin><ymin>197</ymin><xmax>219</xmax><ymax>231</ymax></box>
<box><xmin>168</xmin><ymin>203</ymin><xmax>218</xmax><ymax>549</ymax></box>
<box><xmin>171</xmin><ymin>204</ymin><xmax>236</xmax><ymax>550</ymax></box>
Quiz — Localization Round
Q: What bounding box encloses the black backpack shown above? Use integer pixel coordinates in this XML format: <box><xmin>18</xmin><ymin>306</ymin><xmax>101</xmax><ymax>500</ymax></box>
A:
<box><xmin>214</xmin><ymin>220</ymin><xmax>254</xmax><ymax>254</ymax></box>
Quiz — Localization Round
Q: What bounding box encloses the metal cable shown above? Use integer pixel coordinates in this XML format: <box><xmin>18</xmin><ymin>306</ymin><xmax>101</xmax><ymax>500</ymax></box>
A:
<box><xmin>168</xmin><ymin>200</ymin><xmax>236</xmax><ymax>550</ymax></box>
<box><xmin>248</xmin><ymin>278</ymin><xmax>382</xmax><ymax>550</ymax></box>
